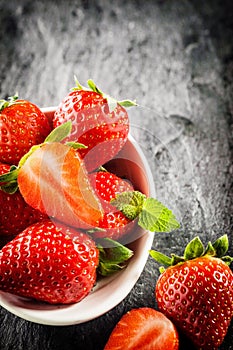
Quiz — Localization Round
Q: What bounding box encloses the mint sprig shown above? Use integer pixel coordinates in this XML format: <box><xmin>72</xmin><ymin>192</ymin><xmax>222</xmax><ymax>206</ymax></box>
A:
<box><xmin>111</xmin><ymin>191</ymin><xmax>180</xmax><ymax>233</ymax></box>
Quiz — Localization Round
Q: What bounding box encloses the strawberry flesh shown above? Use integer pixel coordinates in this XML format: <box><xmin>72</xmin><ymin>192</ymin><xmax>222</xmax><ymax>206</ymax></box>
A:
<box><xmin>17</xmin><ymin>142</ymin><xmax>103</xmax><ymax>229</ymax></box>
<box><xmin>104</xmin><ymin>307</ymin><xmax>179</xmax><ymax>350</ymax></box>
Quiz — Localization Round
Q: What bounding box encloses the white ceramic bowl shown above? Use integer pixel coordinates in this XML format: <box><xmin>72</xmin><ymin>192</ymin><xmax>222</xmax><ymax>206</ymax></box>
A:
<box><xmin>0</xmin><ymin>107</ymin><xmax>155</xmax><ymax>325</ymax></box>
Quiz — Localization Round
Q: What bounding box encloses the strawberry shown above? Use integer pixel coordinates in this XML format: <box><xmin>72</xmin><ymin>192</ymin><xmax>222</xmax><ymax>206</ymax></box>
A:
<box><xmin>150</xmin><ymin>235</ymin><xmax>233</xmax><ymax>350</ymax></box>
<box><xmin>89</xmin><ymin>171</ymin><xmax>135</xmax><ymax>240</ymax></box>
<box><xmin>0</xmin><ymin>95</ymin><xmax>51</xmax><ymax>165</ymax></box>
<box><xmin>17</xmin><ymin>142</ymin><xmax>103</xmax><ymax>229</ymax></box>
<box><xmin>0</xmin><ymin>220</ymin><xmax>99</xmax><ymax>304</ymax></box>
<box><xmin>104</xmin><ymin>307</ymin><xmax>179</xmax><ymax>350</ymax></box>
<box><xmin>0</xmin><ymin>162</ymin><xmax>47</xmax><ymax>236</ymax></box>
<box><xmin>53</xmin><ymin>78</ymin><xmax>136</xmax><ymax>171</ymax></box>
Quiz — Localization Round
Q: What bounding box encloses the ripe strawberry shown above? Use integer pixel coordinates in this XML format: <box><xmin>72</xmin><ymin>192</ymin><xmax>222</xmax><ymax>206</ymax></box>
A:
<box><xmin>53</xmin><ymin>79</ymin><xmax>136</xmax><ymax>171</ymax></box>
<box><xmin>150</xmin><ymin>235</ymin><xmax>233</xmax><ymax>350</ymax></box>
<box><xmin>17</xmin><ymin>142</ymin><xmax>103</xmax><ymax>229</ymax></box>
<box><xmin>104</xmin><ymin>307</ymin><xmax>179</xmax><ymax>350</ymax></box>
<box><xmin>0</xmin><ymin>95</ymin><xmax>51</xmax><ymax>165</ymax></box>
<box><xmin>0</xmin><ymin>220</ymin><xmax>99</xmax><ymax>304</ymax></box>
<box><xmin>89</xmin><ymin>171</ymin><xmax>135</xmax><ymax>240</ymax></box>
<box><xmin>0</xmin><ymin>162</ymin><xmax>47</xmax><ymax>236</ymax></box>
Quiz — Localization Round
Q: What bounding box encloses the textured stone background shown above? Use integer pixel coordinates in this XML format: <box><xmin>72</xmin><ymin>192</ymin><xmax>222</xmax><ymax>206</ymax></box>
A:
<box><xmin>0</xmin><ymin>0</ymin><xmax>232</xmax><ymax>349</ymax></box>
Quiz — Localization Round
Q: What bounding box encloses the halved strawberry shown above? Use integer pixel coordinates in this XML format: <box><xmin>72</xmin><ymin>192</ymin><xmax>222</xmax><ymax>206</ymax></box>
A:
<box><xmin>104</xmin><ymin>307</ymin><xmax>179</xmax><ymax>350</ymax></box>
<box><xmin>0</xmin><ymin>95</ymin><xmax>51</xmax><ymax>165</ymax></box>
<box><xmin>17</xmin><ymin>142</ymin><xmax>103</xmax><ymax>229</ymax></box>
<box><xmin>0</xmin><ymin>162</ymin><xmax>47</xmax><ymax>236</ymax></box>
<box><xmin>53</xmin><ymin>79</ymin><xmax>136</xmax><ymax>171</ymax></box>
<box><xmin>150</xmin><ymin>235</ymin><xmax>233</xmax><ymax>350</ymax></box>
<box><xmin>0</xmin><ymin>220</ymin><xmax>99</xmax><ymax>304</ymax></box>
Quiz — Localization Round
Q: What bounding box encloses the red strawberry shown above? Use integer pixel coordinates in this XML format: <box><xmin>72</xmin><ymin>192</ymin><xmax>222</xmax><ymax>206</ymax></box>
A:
<box><xmin>0</xmin><ymin>162</ymin><xmax>47</xmax><ymax>236</ymax></box>
<box><xmin>89</xmin><ymin>171</ymin><xmax>135</xmax><ymax>240</ymax></box>
<box><xmin>150</xmin><ymin>235</ymin><xmax>233</xmax><ymax>350</ymax></box>
<box><xmin>104</xmin><ymin>307</ymin><xmax>179</xmax><ymax>350</ymax></box>
<box><xmin>17</xmin><ymin>142</ymin><xmax>103</xmax><ymax>229</ymax></box>
<box><xmin>0</xmin><ymin>95</ymin><xmax>51</xmax><ymax>165</ymax></box>
<box><xmin>53</xmin><ymin>79</ymin><xmax>136</xmax><ymax>171</ymax></box>
<box><xmin>0</xmin><ymin>220</ymin><xmax>99</xmax><ymax>304</ymax></box>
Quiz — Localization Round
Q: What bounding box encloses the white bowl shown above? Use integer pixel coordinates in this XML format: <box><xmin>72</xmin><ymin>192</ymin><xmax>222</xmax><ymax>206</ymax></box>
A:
<box><xmin>0</xmin><ymin>107</ymin><xmax>155</xmax><ymax>325</ymax></box>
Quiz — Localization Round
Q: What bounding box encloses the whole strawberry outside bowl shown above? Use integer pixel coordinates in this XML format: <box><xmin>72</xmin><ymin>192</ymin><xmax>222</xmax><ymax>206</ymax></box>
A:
<box><xmin>0</xmin><ymin>106</ymin><xmax>156</xmax><ymax>326</ymax></box>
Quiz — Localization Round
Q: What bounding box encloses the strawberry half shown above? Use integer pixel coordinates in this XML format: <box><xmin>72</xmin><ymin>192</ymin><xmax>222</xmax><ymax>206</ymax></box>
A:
<box><xmin>0</xmin><ymin>95</ymin><xmax>51</xmax><ymax>165</ymax></box>
<box><xmin>150</xmin><ymin>235</ymin><xmax>233</xmax><ymax>350</ymax></box>
<box><xmin>17</xmin><ymin>142</ymin><xmax>103</xmax><ymax>229</ymax></box>
<box><xmin>89</xmin><ymin>171</ymin><xmax>135</xmax><ymax>240</ymax></box>
<box><xmin>0</xmin><ymin>220</ymin><xmax>99</xmax><ymax>304</ymax></box>
<box><xmin>104</xmin><ymin>307</ymin><xmax>179</xmax><ymax>350</ymax></box>
<box><xmin>53</xmin><ymin>78</ymin><xmax>136</xmax><ymax>171</ymax></box>
<box><xmin>0</xmin><ymin>162</ymin><xmax>47</xmax><ymax>237</ymax></box>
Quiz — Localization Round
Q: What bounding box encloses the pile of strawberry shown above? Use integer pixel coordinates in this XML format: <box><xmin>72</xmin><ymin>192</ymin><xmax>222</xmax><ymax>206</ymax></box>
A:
<box><xmin>0</xmin><ymin>80</ymin><xmax>232</xmax><ymax>349</ymax></box>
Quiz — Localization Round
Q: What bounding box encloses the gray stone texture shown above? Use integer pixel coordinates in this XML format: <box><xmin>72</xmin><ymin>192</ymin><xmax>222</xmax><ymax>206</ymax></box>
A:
<box><xmin>0</xmin><ymin>0</ymin><xmax>232</xmax><ymax>349</ymax></box>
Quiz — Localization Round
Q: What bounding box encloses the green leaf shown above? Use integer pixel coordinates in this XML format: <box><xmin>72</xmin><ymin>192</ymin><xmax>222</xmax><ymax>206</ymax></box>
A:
<box><xmin>149</xmin><ymin>250</ymin><xmax>172</xmax><ymax>266</ymax></box>
<box><xmin>204</xmin><ymin>241</ymin><xmax>216</xmax><ymax>256</ymax></box>
<box><xmin>0</xmin><ymin>94</ymin><xmax>18</xmax><ymax>111</ymax></box>
<box><xmin>171</xmin><ymin>253</ymin><xmax>185</xmax><ymax>265</ymax></box>
<box><xmin>73</xmin><ymin>75</ymin><xmax>85</xmax><ymax>90</ymax></box>
<box><xmin>0</xmin><ymin>181</ymin><xmax>18</xmax><ymax>194</ymax></box>
<box><xmin>184</xmin><ymin>236</ymin><xmax>204</xmax><ymax>260</ymax></box>
<box><xmin>0</xmin><ymin>167</ymin><xmax>19</xmax><ymax>185</ymax></box>
<box><xmin>111</xmin><ymin>191</ymin><xmax>146</xmax><ymax>221</ymax></box>
<box><xmin>45</xmin><ymin>121</ymin><xmax>72</xmax><ymax>143</ymax></box>
<box><xmin>221</xmin><ymin>255</ymin><xmax>233</xmax><ymax>266</ymax></box>
<box><xmin>212</xmin><ymin>234</ymin><xmax>229</xmax><ymax>257</ymax></box>
<box><xmin>87</xmin><ymin>79</ymin><xmax>103</xmax><ymax>95</ymax></box>
<box><xmin>138</xmin><ymin>197</ymin><xmax>180</xmax><ymax>232</ymax></box>
<box><xmin>97</xmin><ymin>238</ymin><xmax>133</xmax><ymax>276</ymax></box>
<box><xmin>118</xmin><ymin>99</ymin><xmax>137</xmax><ymax>108</ymax></box>
<box><xmin>65</xmin><ymin>141</ymin><xmax>87</xmax><ymax>149</ymax></box>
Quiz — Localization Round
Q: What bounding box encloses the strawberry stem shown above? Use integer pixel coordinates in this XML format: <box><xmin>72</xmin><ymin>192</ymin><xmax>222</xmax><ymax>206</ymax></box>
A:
<box><xmin>72</xmin><ymin>77</ymin><xmax>137</xmax><ymax>112</ymax></box>
<box><xmin>150</xmin><ymin>234</ymin><xmax>233</xmax><ymax>271</ymax></box>
<box><xmin>0</xmin><ymin>94</ymin><xmax>19</xmax><ymax>112</ymax></box>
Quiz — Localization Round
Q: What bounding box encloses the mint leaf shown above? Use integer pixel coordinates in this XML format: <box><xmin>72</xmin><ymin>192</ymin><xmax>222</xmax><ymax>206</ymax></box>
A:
<box><xmin>111</xmin><ymin>191</ymin><xmax>146</xmax><ymax>220</ymax></box>
<box><xmin>138</xmin><ymin>197</ymin><xmax>180</xmax><ymax>232</ymax></box>
<box><xmin>45</xmin><ymin>121</ymin><xmax>72</xmax><ymax>143</ymax></box>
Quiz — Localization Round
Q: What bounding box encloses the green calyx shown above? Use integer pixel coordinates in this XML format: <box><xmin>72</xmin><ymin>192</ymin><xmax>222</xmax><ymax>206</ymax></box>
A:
<box><xmin>97</xmin><ymin>238</ymin><xmax>133</xmax><ymax>276</ymax></box>
<box><xmin>0</xmin><ymin>94</ymin><xmax>19</xmax><ymax>112</ymax></box>
<box><xmin>149</xmin><ymin>234</ymin><xmax>233</xmax><ymax>273</ymax></box>
<box><xmin>111</xmin><ymin>191</ymin><xmax>180</xmax><ymax>233</ymax></box>
<box><xmin>0</xmin><ymin>121</ymin><xmax>86</xmax><ymax>194</ymax></box>
<box><xmin>72</xmin><ymin>76</ymin><xmax>137</xmax><ymax>112</ymax></box>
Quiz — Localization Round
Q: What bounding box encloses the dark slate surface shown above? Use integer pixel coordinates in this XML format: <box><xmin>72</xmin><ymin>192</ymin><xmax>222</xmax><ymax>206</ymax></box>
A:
<box><xmin>0</xmin><ymin>0</ymin><xmax>232</xmax><ymax>349</ymax></box>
